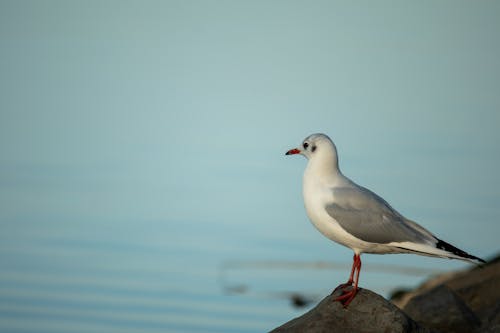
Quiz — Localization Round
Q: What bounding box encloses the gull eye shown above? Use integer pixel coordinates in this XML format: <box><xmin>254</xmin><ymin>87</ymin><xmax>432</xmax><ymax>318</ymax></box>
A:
<box><xmin>303</xmin><ymin>142</ymin><xmax>309</xmax><ymax>149</ymax></box>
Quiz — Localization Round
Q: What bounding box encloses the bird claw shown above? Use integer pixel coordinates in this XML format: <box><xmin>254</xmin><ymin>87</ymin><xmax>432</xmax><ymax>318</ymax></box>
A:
<box><xmin>334</xmin><ymin>287</ymin><xmax>358</xmax><ymax>308</ymax></box>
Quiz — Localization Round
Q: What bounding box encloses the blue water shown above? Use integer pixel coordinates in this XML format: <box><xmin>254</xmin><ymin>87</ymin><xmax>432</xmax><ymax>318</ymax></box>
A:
<box><xmin>1</xmin><ymin>149</ymin><xmax>497</xmax><ymax>332</ymax></box>
<box><xmin>1</xmin><ymin>1</ymin><xmax>499</xmax><ymax>332</ymax></box>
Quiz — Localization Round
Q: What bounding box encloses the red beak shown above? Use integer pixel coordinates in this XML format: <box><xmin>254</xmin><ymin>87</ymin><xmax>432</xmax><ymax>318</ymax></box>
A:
<box><xmin>285</xmin><ymin>148</ymin><xmax>301</xmax><ymax>155</ymax></box>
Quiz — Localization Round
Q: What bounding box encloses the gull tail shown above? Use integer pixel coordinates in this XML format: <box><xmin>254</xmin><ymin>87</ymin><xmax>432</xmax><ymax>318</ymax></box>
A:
<box><xmin>393</xmin><ymin>238</ymin><xmax>486</xmax><ymax>265</ymax></box>
<box><xmin>393</xmin><ymin>219</ymin><xmax>486</xmax><ymax>265</ymax></box>
<box><xmin>435</xmin><ymin>238</ymin><xmax>486</xmax><ymax>264</ymax></box>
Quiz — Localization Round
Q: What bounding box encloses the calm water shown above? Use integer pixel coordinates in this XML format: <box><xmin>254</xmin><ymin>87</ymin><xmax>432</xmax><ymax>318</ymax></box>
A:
<box><xmin>0</xmin><ymin>148</ymin><xmax>496</xmax><ymax>332</ymax></box>
<box><xmin>1</xmin><ymin>1</ymin><xmax>499</xmax><ymax>332</ymax></box>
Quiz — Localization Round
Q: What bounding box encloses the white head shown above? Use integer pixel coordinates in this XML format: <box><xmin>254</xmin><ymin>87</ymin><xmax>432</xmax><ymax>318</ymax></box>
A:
<box><xmin>286</xmin><ymin>133</ymin><xmax>340</xmax><ymax>175</ymax></box>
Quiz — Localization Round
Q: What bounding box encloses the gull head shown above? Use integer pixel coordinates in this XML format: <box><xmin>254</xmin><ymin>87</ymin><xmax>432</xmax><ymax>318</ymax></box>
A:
<box><xmin>286</xmin><ymin>133</ymin><xmax>340</xmax><ymax>176</ymax></box>
<box><xmin>285</xmin><ymin>133</ymin><xmax>337</xmax><ymax>160</ymax></box>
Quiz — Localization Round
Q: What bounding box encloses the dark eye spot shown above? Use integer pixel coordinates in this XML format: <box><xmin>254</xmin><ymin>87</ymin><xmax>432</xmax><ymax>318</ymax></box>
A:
<box><xmin>303</xmin><ymin>142</ymin><xmax>309</xmax><ymax>149</ymax></box>
<box><xmin>311</xmin><ymin>145</ymin><xmax>317</xmax><ymax>152</ymax></box>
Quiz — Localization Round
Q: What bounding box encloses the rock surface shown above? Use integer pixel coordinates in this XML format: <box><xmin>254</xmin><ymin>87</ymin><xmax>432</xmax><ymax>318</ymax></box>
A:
<box><xmin>271</xmin><ymin>257</ymin><xmax>500</xmax><ymax>333</ymax></box>
<box><xmin>396</xmin><ymin>260</ymin><xmax>500</xmax><ymax>333</ymax></box>
<box><xmin>402</xmin><ymin>284</ymin><xmax>481</xmax><ymax>333</ymax></box>
<box><xmin>270</xmin><ymin>288</ymin><xmax>431</xmax><ymax>333</ymax></box>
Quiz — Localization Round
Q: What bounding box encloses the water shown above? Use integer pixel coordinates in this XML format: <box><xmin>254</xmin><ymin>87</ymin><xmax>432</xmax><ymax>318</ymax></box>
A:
<box><xmin>1</xmin><ymin>151</ymin><xmax>496</xmax><ymax>332</ymax></box>
<box><xmin>1</xmin><ymin>1</ymin><xmax>499</xmax><ymax>332</ymax></box>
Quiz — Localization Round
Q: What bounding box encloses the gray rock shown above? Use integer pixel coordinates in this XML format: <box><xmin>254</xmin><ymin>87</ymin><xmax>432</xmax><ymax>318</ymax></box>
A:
<box><xmin>271</xmin><ymin>258</ymin><xmax>500</xmax><ymax>332</ymax></box>
<box><xmin>395</xmin><ymin>259</ymin><xmax>500</xmax><ymax>332</ymax></box>
<box><xmin>270</xmin><ymin>288</ymin><xmax>431</xmax><ymax>333</ymax></box>
<box><xmin>446</xmin><ymin>262</ymin><xmax>500</xmax><ymax>324</ymax></box>
<box><xmin>481</xmin><ymin>300</ymin><xmax>500</xmax><ymax>333</ymax></box>
<box><xmin>403</xmin><ymin>284</ymin><xmax>481</xmax><ymax>333</ymax></box>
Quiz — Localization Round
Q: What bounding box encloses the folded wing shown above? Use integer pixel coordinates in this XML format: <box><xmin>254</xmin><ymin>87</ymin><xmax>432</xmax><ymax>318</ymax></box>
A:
<box><xmin>325</xmin><ymin>186</ymin><xmax>435</xmax><ymax>245</ymax></box>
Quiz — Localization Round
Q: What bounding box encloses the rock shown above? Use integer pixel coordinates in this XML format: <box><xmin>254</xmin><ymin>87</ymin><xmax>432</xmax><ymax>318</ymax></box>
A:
<box><xmin>391</xmin><ymin>271</ymin><xmax>459</xmax><ymax>309</ymax></box>
<box><xmin>270</xmin><ymin>288</ymin><xmax>432</xmax><ymax>333</ymax></box>
<box><xmin>445</xmin><ymin>262</ymin><xmax>500</xmax><ymax>321</ymax></box>
<box><xmin>393</xmin><ymin>261</ymin><xmax>500</xmax><ymax>314</ymax></box>
<box><xmin>271</xmin><ymin>258</ymin><xmax>500</xmax><ymax>332</ymax></box>
<box><xmin>403</xmin><ymin>284</ymin><xmax>481</xmax><ymax>333</ymax></box>
<box><xmin>394</xmin><ymin>259</ymin><xmax>500</xmax><ymax>332</ymax></box>
<box><xmin>481</xmin><ymin>301</ymin><xmax>500</xmax><ymax>333</ymax></box>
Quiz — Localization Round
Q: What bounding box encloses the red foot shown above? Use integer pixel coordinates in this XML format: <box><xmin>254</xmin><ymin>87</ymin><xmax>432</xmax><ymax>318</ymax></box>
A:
<box><xmin>334</xmin><ymin>287</ymin><xmax>358</xmax><ymax>307</ymax></box>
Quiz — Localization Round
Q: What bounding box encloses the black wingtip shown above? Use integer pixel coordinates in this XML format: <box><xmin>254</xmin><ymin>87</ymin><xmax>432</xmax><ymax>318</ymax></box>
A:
<box><xmin>436</xmin><ymin>238</ymin><xmax>486</xmax><ymax>264</ymax></box>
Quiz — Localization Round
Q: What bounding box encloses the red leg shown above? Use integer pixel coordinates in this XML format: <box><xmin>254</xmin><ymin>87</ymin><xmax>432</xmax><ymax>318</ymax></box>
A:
<box><xmin>334</xmin><ymin>254</ymin><xmax>361</xmax><ymax>307</ymax></box>
<box><xmin>333</xmin><ymin>254</ymin><xmax>357</xmax><ymax>291</ymax></box>
<box><xmin>344</xmin><ymin>254</ymin><xmax>357</xmax><ymax>285</ymax></box>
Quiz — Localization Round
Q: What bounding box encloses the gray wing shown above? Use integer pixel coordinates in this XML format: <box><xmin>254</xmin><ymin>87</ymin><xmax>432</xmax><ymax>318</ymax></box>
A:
<box><xmin>325</xmin><ymin>186</ymin><xmax>435</xmax><ymax>244</ymax></box>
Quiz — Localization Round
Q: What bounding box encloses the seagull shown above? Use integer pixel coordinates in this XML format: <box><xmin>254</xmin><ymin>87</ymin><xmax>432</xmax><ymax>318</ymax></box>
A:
<box><xmin>285</xmin><ymin>133</ymin><xmax>485</xmax><ymax>307</ymax></box>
